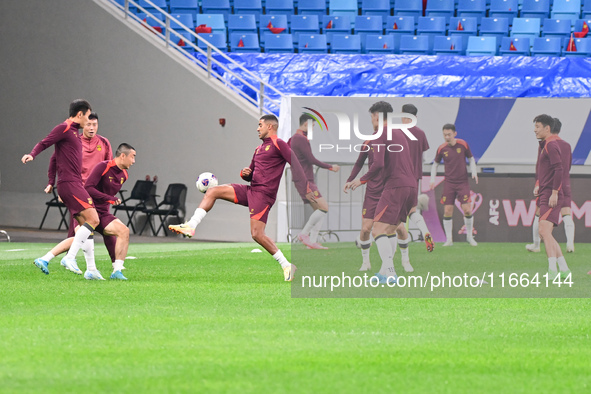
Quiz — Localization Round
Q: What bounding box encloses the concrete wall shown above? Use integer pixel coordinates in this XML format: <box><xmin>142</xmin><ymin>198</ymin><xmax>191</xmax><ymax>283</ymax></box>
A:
<box><xmin>0</xmin><ymin>0</ymin><xmax>272</xmax><ymax>241</ymax></box>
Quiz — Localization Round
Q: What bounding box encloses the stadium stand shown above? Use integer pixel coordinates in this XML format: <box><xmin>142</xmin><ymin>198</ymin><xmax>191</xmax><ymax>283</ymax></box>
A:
<box><xmin>197</xmin><ymin>33</ymin><xmax>228</xmax><ymax>52</ymax></box>
<box><xmin>531</xmin><ymin>36</ymin><xmax>564</xmax><ymax>56</ymax></box>
<box><xmin>264</xmin><ymin>33</ymin><xmax>295</xmax><ymax>53</ymax></box>
<box><xmin>331</xmin><ymin>33</ymin><xmax>362</xmax><ymax>53</ymax></box>
<box><xmin>201</xmin><ymin>0</ymin><xmax>231</xmax><ymax>18</ymax></box>
<box><xmin>364</xmin><ymin>34</ymin><xmax>395</xmax><ymax>53</ymax></box>
<box><xmin>489</xmin><ymin>0</ymin><xmax>519</xmax><ymax>24</ymax></box>
<box><xmin>433</xmin><ymin>35</ymin><xmax>465</xmax><ymax>55</ymax></box>
<box><xmin>399</xmin><ymin>34</ymin><xmax>430</xmax><ymax>54</ymax></box>
<box><xmin>499</xmin><ymin>37</ymin><xmax>531</xmax><ymax>55</ymax></box>
<box><xmin>466</xmin><ymin>36</ymin><xmax>498</xmax><ymax>55</ymax></box>
<box><xmin>542</xmin><ymin>18</ymin><xmax>573</xmax><ymax>38</ymax></box>
<box><xmin>291</xmin><ymin>15</ymin><xmax>321</xmax><ymax>44</ymax></box>
<box><xmin>298</xmin><ymin>33</ymin><xmax>328</xmax><ymax>52</ymax></box>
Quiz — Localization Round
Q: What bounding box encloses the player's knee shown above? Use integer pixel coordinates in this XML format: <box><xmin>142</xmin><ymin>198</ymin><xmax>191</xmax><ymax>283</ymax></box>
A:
<box><xmin>360</xmin><ymin>229</ymin><xmax>371</xmax><ymax>239</ymax></box>
<box><xmin>251</xmin><ymin>229</ymin><xmax>264</xmax><ymax>243</ymax></box>
<box><xmin>119</xmin><ymin>225</ymin><xmax>130</xmax><ymax>239</ymax></box>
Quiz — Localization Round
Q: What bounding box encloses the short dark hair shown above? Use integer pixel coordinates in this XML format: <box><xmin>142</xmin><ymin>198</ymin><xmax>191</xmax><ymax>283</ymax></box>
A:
<box><xmin>69</xmin><ymin>99</ymin><xmax>92</xmax><ymax>118</ymax></box>
<box><xmin>402</xmin><ymin>104</ymin><xmax>418</xmax><ymax>116</ymax></box>
<box><xmin>260</xmin><ymin>114</ymin><xmax>278</xmax><ymax>123</ymax></box>
<box><xmin>88</xmin><ymin>112</ymin><xmax>99</xmax><ymax>122</ymax></box>
<box><xmin>552</xmin><ymin>118</ymin><xmax>562</xmax><ymax>134</ymax></box>
<box><xmin>442</xmin><ymin>123</ymin><xmax>456</xmax><ymax>132</ymax></box>
<box><xmin>115</xmin><ymin>143</ymin><xmax>135</xmax><ymax>157</ymax></box>
<box><xmin>533</xmin><ymin>114</ymin><xmax>554</xmax><ymax>130</ymax></box>
<box><xmin>299</xmin><ymin>113</ymin><xmax>315</xmax><ymax>126</ymax></box>
<box><xmin>369</xmin><ymin>101</ymin><xmax>393</xmax><ymax>115</ymax></box>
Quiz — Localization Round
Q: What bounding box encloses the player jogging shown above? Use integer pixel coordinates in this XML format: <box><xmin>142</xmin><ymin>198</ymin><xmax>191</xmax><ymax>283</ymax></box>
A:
<box><xmin>289</xmin><ymin>114</ymin><xmax>340</xmax><ymax>250</ymax></box>
<box><xmin>430</xmin><ymin>124</ymin><xmax>478</xmax><ymax>247</ymax></box>
<box><xmin>169</xmin><ymin>114</ymin><xmax>313</xmax><ymax>282</ymax></box>
<box><xmin>531</xmin><ymin>114</ymin><xmax>570</xmax><ymax>278</ymax></box>
<box><xmin>35</xmin><ymin>144</ymin><xmax>136</xmax><ymax>280</ymax></box>
<box><xmin>21</xmin><ymin>99</ymin><xmax>104</xmax><ymax>280</ymax></box>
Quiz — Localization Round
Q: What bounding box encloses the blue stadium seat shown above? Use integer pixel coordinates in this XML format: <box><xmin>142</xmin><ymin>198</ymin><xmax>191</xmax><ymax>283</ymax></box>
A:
<box><xmin>417</xmin><ymin>16</ymin><xmax>447</xmax><ymax>51</ymax></box>
<box><xmin>173</xmin><ymin>31</ymin><xmax>194</xmax><ymax>50</ymax></box>
<box><xmin>489</xmin><ymin>0</ymin><xmax>518</xmax><ymax>24</ymax></box>
<box><xmin>197</xmin><ymin>33</ymin><xmax>228</xmax><ymax>52</ymax></box>
<box><xmin>291</xmin><ymin>15</ymin><xmax>320</xmax><ymax>44</ymax></box>
<box><xmin>563</xmin><ymin>37</ymin><xmax>591</xmax><ymax>56</ymax></box>
<box><xmin>520</xmin><ymin>0</ymin><xmax>551</xmax><ymax>19</ymax></box>
<box><xmin>322</xmin><ymin>15</ymin><xmax>353</xmax><ymax>42</ymax></box>
<box><xmin>479</xmin><ymin>17</ymin><xmax>510</xmax><ymax>45</ymax></box>
<box><xmin>433</xmin><ymin>35</ymin><xmax>465</xmax><ymax>55</ymax></box>
<box><xmin>260</xmin><ymin>15</ymin><xmax>289</xmax><ymax>43</ymax></box>
<box><xmin>583</xmin><ymin>0</ymin><xmax>591</xmax><ymax>19</ymax></box>
<box><xmin>385</xmin><ymin>16</ymin><xmax>415</xmax><ymax>35</ymax></box>
<box><xmin>364</xmin><ymin>34</ymin><xmax>395</xmax><ymax>53</ymax></box>
<box><xmin>426</xmin><ymin>0</ymin><xmax>455</xmax><ymax>23</ymax></box>
<box><xmin>551</xmin><ymin>0</ymin><xmax>582</xmax><ymax>21</ymax></box>
<box><xmin>498</xmin><ymin>37</ymin><xmax>530</xmax><ymax>55</ymax></box>
<box><xmin>139</xmin><ymin>0</ymin><xmax>168</xmax><ymax>13</ymax></box>
<box><xmin>196</xmin><ymin>14</ymin><xmax>226</xmax><ymax>38</ymax></box>
<box><xmin>137</xmin><ymin>12</ymin><xmax>165</xmax><ymax>33</ymax></box>
<box><xmin>457</xmin><ymin>0</ymin><xmax>487</xmax><ymax>23</ymax></box>
<box><xmin>170</xmin><ymin>0</ymin><xmax>198</xmax><ymax>17</ymax></box>
<box><xmin>234</xmin><ymin>0</ymin><xmax>263</xmax><ymax>21</ymax></box>
<box><xmin>362</xmin><ymin>0</ymin><xmax>391</xmax><ymax>24</ymax></box>
<box><xmin>266</xmin><ymin>0</ymin><xmax>295</xmax><ymax>16</ymax></box>
<box><xmin>264</xmin><ymin>33</ymin><xmax>295</xmax><ymax>53</ymax></box>
<box><xmin>466</xmin><ymin>36</ymin><xmax>498</xmax><ymax>55</ymax></box>
<box><xmin>531</xmin><ymin>37</ymin><xmax>562</xmax><ymax>56</ymax></box>
<box><xmin>329</xmin><ymin>0</ymin><xmax>359</xmax><ymax>20</ymax></box>
<box><xmin>230</xmin><ymin>33</ymin><xmax>261</xmax><ymax>52</ymax></box>
<box><xmin>394</xmin><ymin>0</ymin><xmax>422</xmax><ymax>21</ymax></box>
<box><xmin>298</xmin><ymin>34</ymin><xmax>328</xmax><ymax>52</ymax></box>
<box><xmin>542</xmin><ymin>19</ymin><xmax>573</xmax><ymax>38</ymax></box>
<box><xmin>574</xmin><ymin>19</ymin><xmax>591</xmax><ymax>34</ymax></box>
<box><xmin>511</xmin><ymin>18</ymin><xmax>541</xmax><ymax>44</ymax></box>
<box><xmin>228</xmin><ymin>15</ymin><xmax>258</xmax><ymax>36</ymax></box>
<box><xmin>170</xmin><ymin>13</ymin><xmax>195</xmax><ymax>32</ymax></box>
<box><xmin>355</xmin><ymin>15</ymin><xmax>383</xmax><ymax>48</ymax></box>
<box><xmin>331</xmin><ymin>33</ymin><xmax>362</xmax><ymax>53</ymax></box>
<box><xmin>399</xmin><ymin>34</ymin><xmax>430</xmax><ymax>54</ymax></box>
<box><xmin>201</xmin><ymin>0</ymin><xmax>231</xmax><ymax>18</ymax></box>
<box><xmin>449</xmin><ymin>17</ymin><xmax>478</xmax><ymax>37</ymax></box>
<box><xmin>297</xmin><ymin>0</ymin><xmax>327</xmax><ymax>17</ymax></box>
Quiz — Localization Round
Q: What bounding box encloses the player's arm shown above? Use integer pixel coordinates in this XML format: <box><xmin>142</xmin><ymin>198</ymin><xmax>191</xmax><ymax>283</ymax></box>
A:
<box><xmin>464</xmin><ymin>144</ymin><xmax>478</xmax><ymax>184</ymax></box>
<box><xmin>344</xmin><ymin>149</ymin><xmax>368</xmax><ymax>193</ymax></box>
<box><xmin>85</xmin><ymin>162</ymin><xmax>119</xmax><ymax>205</ymax></box>
<box><xmin>357</xmin><ymin>142</ymin><xmax>385</xmax><ymax>190</ymax></box>
<box><xmin>548</xmin><ymin>143</ymin><xmax>563</xmax><ymax>208</ymax></box>
<box><xmin>104</xmin><ymin>137</ymin><xmax>113</xmax><ymax>160</ymax></box>
<box><xmin>430</xmin><ymin>150</ymin><xmax>443</xmax><ymax>190</ymax></box>
<box><xmin>22</xmin><ymin>123</ymin><xmax>68</xmax><ymax>163</ymax></box>
<box><xmin>240</xmin><ymin>155</ymin><xmax>255</xmax><ymax>182</ymax></box>
<box><xmin>277</xmin><ymin>139</ymin><xmax>315</xmax><ymax>202</ymax></box>
<box><xmin>45</xmin><ymin>150</ymin><xmax>57</xmax><ymax>193</ymax></box>
<box><xmin>293</xmin><ymin>136</ymin><xmax>336</xmax><ymax>171</ymax></box>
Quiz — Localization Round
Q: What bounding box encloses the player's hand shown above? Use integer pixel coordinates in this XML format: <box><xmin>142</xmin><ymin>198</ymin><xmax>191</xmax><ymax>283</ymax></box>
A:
<box><xmin>343</xmin><ymin>181</ymin><xmax>353</xmax><ymax>193</ymax></box>
<box><xmin>57</xmin><ymin>195</ymin><xmax>63</xmax><ymax>203</ymax></box>
<box><xmin>305</xmin><ymin>191</ymin><xmax>317</xmax><ymax>204</ymax></box>
<box><xmin>347</xmin><ymin>179</ymin><xmax>363</xmax><ymax>191</ymax></box>
<box><xmin>429</xmin><ymin>181</ymin><xmax>435</xmax><ymax>190</ymax></box>
<box><xmin>533</xmin><ymin>186</ymin><xmax>539</xmax><ymax>197</ymax></box>
<box><xmin>112</xmin><ymin>198</ymin><xmax>122</xmax><ymax>206</ymax></box>
<box><xmin>21</xmin><ymin>154</ymin><xmax>33</xmax><ymax>164</ymax></box>
<box><xmin>330</xmin><ymin>165</ymin><xmax>340</xmax><ymax>172</ymax></box>
<box><xmin>549</xmin><ymin>191</ymin><xmax>558</xmax><ymax>208</ymax></box>
<box><xmin>473</xmin><ymin>174</ymin><xmax>479</xmax><ymax>184</ymax></box>
<box><xmin>44</xmin><ymin>185</ymin><xmax>53</xmax><ymax>194</ymax></box>
<box><xmin>241</xmin><ymin>167</ymin><xmax>252</xmax><ymax>177</ymax></box>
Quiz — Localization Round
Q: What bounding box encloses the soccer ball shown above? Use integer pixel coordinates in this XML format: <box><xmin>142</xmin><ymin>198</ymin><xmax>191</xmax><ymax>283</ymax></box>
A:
<box><xmin>196</xmin><ymin>172</ymin><xmax>218</xmax><ymax>193</ymax></box>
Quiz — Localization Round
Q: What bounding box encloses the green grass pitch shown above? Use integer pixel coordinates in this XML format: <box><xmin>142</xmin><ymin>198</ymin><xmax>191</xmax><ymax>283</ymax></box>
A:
<box><xmin>1</xmin><ymin>241</ymin><xmax>590</xmax><ymax>393</ymax></box>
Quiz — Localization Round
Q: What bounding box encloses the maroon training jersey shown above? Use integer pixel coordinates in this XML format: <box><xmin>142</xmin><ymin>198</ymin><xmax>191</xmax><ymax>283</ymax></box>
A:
<box><xmin>347</xmin><ymin>140</ymin><xmax>384</xmax><ymax>194</ymax></box>
<box><xmin>434</xmin><ymin>139</ymin><xmax>473</xmax><ymax>184</ymax></box>
<box><xmin>241</xmin><ymin>135</ymin><xmax>308</xmax><ymax>199</ymax></box>
<box><xmin>30</xmin><ymin>119</ymin><xmax>83</xmax><ymax>185</ymax></box>
<box><xmin>85</xmin><ymin>159</ymin><xmax>128</xmax><ymax>213</ymax></box>
<box><xmin>407</xmin><ymin>126</ymin><xmax>430</xmax><ymax>181</ymax></box>
<box><xmin>537</xmin><ymin>135</ymin><xmax>563</xmax><ymax>193</ymax></box>
<box><xmin>360</xmin><ymin>128</ymin><xmax>416</xmax><ymax>189</ymax></box>
<box><xmin>288</xmin><ymin>129</ymin><xmax>332</xmax><ymax>183</ymax></box>
<box><xmin>556</xmin><ymin>138</ymin><xmax>572</xmax><ymax>192</ymax></box>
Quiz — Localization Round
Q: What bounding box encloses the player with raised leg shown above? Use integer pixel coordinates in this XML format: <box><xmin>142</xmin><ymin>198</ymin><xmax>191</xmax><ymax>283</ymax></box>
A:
<box><xmin>22</xmin><ymin>99</ymin><xmax>105</xmax><ymax>280</ymax></box>
<box><xmin>430</xmin><ymin>124</ymin><xmax>479</xmax><ymax>246</ymax></box>
<box><xmin>169</xmin><ymin>115</ymin><xmax>313</xmax><ymax>281</ymax></box>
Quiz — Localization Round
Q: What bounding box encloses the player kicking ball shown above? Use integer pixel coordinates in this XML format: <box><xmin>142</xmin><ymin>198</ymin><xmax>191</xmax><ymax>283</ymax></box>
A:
<box><xmin>169</xmin><ymin>115</ymin><xmax>314</xmax><ymax>282</ymax></box>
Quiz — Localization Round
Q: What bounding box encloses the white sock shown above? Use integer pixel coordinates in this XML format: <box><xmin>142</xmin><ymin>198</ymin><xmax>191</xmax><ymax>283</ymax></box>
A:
<box><xmin>187</xmin><ymin>207</ymin><xmax>207</xmax><ymax>228</ymax></box>
<box><xmin>375</xmin><ymin>235</ymin><xmax>396</xmax><ymax>277</ymax></box>
<box><xmin>397</xmin><ymin>235</ymin><xmax>409</xmax><ymax>260</ymax></box>
<box><xmin>41</xmin><ymin>252</ymin><xmax>55</xmax><ymax>262</ymax></box>
<box><xmin>113</xmin><ymin>259</ymin><xmax>124</xmax><ymax>272</ymax></box>
<box><xmin>301</xmin><ymin>209</ymin><xmax>327</xmax><ymax>237</ymax></box>
<box><xmin>557</xmin><ymin>256</ymin><xmax>569</xmax><ymax>272</ymax></box>
<box><xmin>410</xmin><ymin>212</ymin><xmax>430</xmax><ymax>237</ymax></box>
<box><xmin>562</xmin><ymin>215</ymin><xmax>575</xmax><ymax>246</ymax></box>
<box><xmin>65</xmin><ymin>223</ymin><xmax>92</xmax><ymax>260</ymax></box>
<box><xmin>464</xmin><ymin>215</ymin><xmax>474</xmax><ymax>240</ymax></box>
<box><xmin>443</xmin><ymin>218</ymin><xmax>453</xmax><ymax>243</ymax></box>
<box><xmin>309</xmin><ymin>219</ymin><xmax>323</xmax><ymax>244</ymax></box>
<box><xmin>532</xmin><ymin>215</ymin><xmax>540</xmax><ymax>248</ymax></box>
<box><xmin>359</xmin><ymin>238</ymin><xmax>371</xmax><ymax>264</ymax></box>
<box><xmin>548</xmin><ymin>257</ymin><xmax>557</xmax><ymax>272</ymax></box>
<box><xmin>273</xmin><ymin>249</ymin><xmax>290</xmax><ymax>269</ymax></box>
<box><xmin>81</xmin><ymin>234</ymin><xmax>96</xmax><ymax>271</ymax></box>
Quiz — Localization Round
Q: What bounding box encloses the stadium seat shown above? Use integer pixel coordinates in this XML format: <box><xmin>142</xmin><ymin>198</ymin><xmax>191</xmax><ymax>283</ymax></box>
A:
<box><xmin>479</xmin><ymin>17</ymin><xmax>510</xmax><ymax>45</ymax></box>
<box><xmin>331</xmin><ymin>33</ymin><xmax>362</xmax><ymax>53</ymax></box>
<box><xmin>399</xmin><ymin>34</ymin><xmax>430</xmax><ymax>54</ymax></box>
<box><xmin>542</xmin><ymin>19</ymin><xmax>573</xmax><ymax>38</ymax></box>
<box><xmin>355</xmin><ymin>15</ymin><xmax>383</xmax><ymax>48</ymax></box>
<box><xmin>361</xmin><ymin>0</ymin><xmax>391</xmax><ymax>24</ymax></box>
<box><xmin>196</xmin><ymin>14</ymin><xmax>226</xmax><ymax>34</ymax></box>
<box><xmin>260</xmin><ymin>15</ymin><xmax>289</xmax><ymax>44</ymax></box>
<box><xmin>139</xmin><ymin>0</ymin><xmax>168</xmax><ymax>13</ymax></box>
<box><xmin>297</xmin><ymin>0</ymin><xmax>328</xmax><ymax>17</ymax></box>
<box><xmin>531</xmin><ymin>37</ymin><xmax>563</xmax><ymax>56</ymax></box>
<box><xmin>433</xmin><ymin>35</ymin><xmax>465</xmax><ymax>55</ymax></box>
<box><xmin>426</xmin><ymin>0</ymin><xmax>455</xmax><ymax>23</ymax></box>
<box><xmin>39</xmin><ymin>189</ymin><xmax>69</xmax><ymax>231</ymax></box>
<box><xmin>511</xmin><ymin>18</ymin><xmax>541</xmax><ymax>44</ymax></box>
<box><xmin>173</xmin><ymin>31</ymin><xmax>195</xmax><ymax>50</ymax></box>
<box><xmin>201</xmin><ymin>0</ymin><xmax>231</xmax><ymax>18</ymax></box>
<box><xmin>385</xmin><ymin>16</ymin><xmax>415</xmax><ymax>35</ymax></box>
<box><xmin>563</xmin><ymin>36</ymin><xmax>591</xmax><ymax>56</ymax></box>
<box><xmin>457</xmin><ymin>0</ymin><xmax>487</xmax><ymax>23</ymax></box>
<box><xmin>583</xmin><ymin>0</ymin><xmax>591</xmax><ymax>19</ymax></box>
<box><xmin>466</xmin><ymin>36</ymin><xmax>498</xmax><ymax>55</ymax></box>
<box><xmin>520</xmin><ymin>0</ymin><xmax>551</xmax><ymax>19</ymax></box>
<box><xmin>551</xmin><ymin>0</ymin><xmax>582</xmax><ymax>21</ymax></box>
<box><xmin>489</xmin><ymin>0</ymin><xmax>518</xmax><ymax>24</ymax></box>
<box><xmin>140</xmin><ymin>183</ymin><xmax>187</xmax><ymax>237</ymax></box>
<box><xmin>228</xmin><ymin>14</ymin><xmax>258</xmax><ymax>36</ymax></box>
<box><xmin>394</xmin><ymin>0</ymin><xmax>422</xmax><ymax>21</ymax></box>
<box><xmin>322</xmin><ymin>15</ymin><xmax>353</xmax><ymax>42</ymax></box>
<box><xmin>170</xmin><ymin>0</ymin><xmax>198</xmax><ymax>17</ymax></box>
<box><xmin>298</xmin><ymin>33</ymin><xmax>328</xmax><ymax>52</ymax></box>
<box><xmin>291</xmin><ymin>15</ymin><xmax>321</xmax><ymax>44</ymax></box>
<box><xmin>266</xmin><ymin>0</ymin><xmax>295</xmax><ymax>16</ymax></box>
<box><xmin>230</xmin><ymin>33</ymin><xmax>261</xmax><ymax>52</ymax></box>
<box><xmin>264</xmin><ymin>33</ymin><xmax>295</xmax><ymax>53</ymax></box>
<box><xmin>498</xmin><ymin>37</ymin><xmax>531</xmax><ymax>55</ymax></box>
<box><xmin>234</xmin><ymin>0</ymin><xmax>263</xmax><ymax>22</ymax></box>
<box><xmin>136</xmin><ymin>12</ymin><xmax>165</xmax><ymax>33</ymax></box>
<box><xmin>197</xmin><ymin>33</ymin><xmax>228</xmax><ymax>52</ymax></box>
<box><xmin>329</xmin><ymin>0</ymin><xmax>359</xmax><ymax>20</ymax></box>
<box><xmin>170</xmin><ymin>13</ymin><xmax>195</xmax><ymax>32</ymax></box>
<box><xmin>574</xmin><ymin>19</ymin><xmax>591</xmax><ymax>36</ymax></box>
<box><xmin>113</xmin><ymin>180</ymin><xmax>155</xmax><ymax>234</ymax></box>
<box><xmin>364</xmin><ymin>34</ymin><xmax>395</xmax><ymax>53</ymax></box>
<box><xmin>417</xmin><ymin>16</ymin><xmax>447</xmax><ymax>51</ymax></box>
<box><xmin>449</xmin><ymin>17</ymin><xmax>478</xmax><ymax>37</ymax></box>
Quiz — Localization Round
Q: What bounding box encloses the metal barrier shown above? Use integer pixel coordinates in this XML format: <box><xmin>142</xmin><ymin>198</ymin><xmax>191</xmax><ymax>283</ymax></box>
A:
<box><xmin>106</xmin><ymin>0</ymin><xmax>284</xmax><ymax>115</ymax></box>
